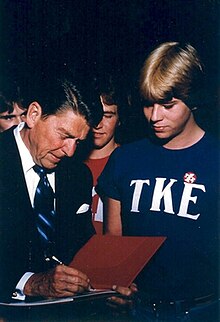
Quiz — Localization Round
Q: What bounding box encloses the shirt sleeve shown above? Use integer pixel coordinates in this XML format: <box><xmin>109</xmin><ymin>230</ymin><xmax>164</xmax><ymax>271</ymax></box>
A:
<box><xmin>96</xmin><ymin>148</ymin><xmax>121</xmax><ymax>201</ymax></box>
<box><xmin>12</xmin><ymin>272</ymin><xmax>34</xmax><ymax>301</ymax></box>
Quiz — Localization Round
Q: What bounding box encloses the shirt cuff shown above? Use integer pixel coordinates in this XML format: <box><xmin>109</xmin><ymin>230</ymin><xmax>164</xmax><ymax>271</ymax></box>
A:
<box><xmin>12</xmin><ymin>272</ymin><xmax>34</xmax><ymax>301</ymax></box>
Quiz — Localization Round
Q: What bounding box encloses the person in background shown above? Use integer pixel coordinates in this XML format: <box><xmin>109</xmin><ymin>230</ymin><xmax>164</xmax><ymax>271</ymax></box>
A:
<box><xmin>0</xmin><ymin>81</ymin><xmax>27</xmax><ymax>132</ymax></box>
<box><xmin>84</xmin><ymin>75</ymin><xmax>122</xmax><ymax>234</ymax></box>
<box><xmin>97</xmin><ymin>42</ymin><xmax>219</xmax><ymax>321</ymax></box>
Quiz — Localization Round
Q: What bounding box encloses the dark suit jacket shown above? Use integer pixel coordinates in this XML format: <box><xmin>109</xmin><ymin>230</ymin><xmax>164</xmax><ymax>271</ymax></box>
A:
<box><xmin>0</xmin><ymin>128</ymin><xmax>95</xmax><ymax>301</ymax></box>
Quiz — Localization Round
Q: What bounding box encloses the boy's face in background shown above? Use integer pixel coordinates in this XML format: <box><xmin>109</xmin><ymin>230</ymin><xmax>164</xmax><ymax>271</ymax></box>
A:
<box><xmin>0</xmin><ymin>103</ymin><xmax>26</xmax><ymax>132</ymax></box>
<box><xmin>92</xmin><ymin>96</ymin><xmax>119</xmax><ymax>150</ymax></box>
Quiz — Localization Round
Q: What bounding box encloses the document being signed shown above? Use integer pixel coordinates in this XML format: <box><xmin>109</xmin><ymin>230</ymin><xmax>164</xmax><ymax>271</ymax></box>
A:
<box><xmin>1</xmin><ymin>235</ymin><xmax>166</xmax><ymax>307</ymax></box>
<box><xmin>69</xmin><ymin>235</ymin><xmax>166</xmax><ymax>289</ymax></box>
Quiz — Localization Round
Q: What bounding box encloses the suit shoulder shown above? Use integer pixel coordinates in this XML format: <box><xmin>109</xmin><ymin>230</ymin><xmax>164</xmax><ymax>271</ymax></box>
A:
<box><xmin>59</xmin><ymin>157</ymin><xmax>92</xmax><ymax>183</ymax></box>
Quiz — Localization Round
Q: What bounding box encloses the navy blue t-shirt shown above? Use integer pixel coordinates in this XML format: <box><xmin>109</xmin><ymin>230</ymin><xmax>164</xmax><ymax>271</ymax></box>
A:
<box><xmin>97</xmin><ymin>134</ymin><xmax>219</xmax><ymax>300</ymax></box>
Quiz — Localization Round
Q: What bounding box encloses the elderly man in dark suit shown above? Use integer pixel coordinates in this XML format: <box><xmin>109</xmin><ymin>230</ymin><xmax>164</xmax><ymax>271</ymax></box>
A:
<box><xmin>0</xmin><ymin>78</ymin><xmax>101</xmax><ymax>303</ymax></box>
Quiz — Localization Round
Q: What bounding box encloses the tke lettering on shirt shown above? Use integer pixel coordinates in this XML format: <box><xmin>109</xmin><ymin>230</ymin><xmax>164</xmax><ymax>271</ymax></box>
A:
<box><xmin>130</xmin><ymin>178</ymin><xmax>206</xmax><ymax>220</ymax></box>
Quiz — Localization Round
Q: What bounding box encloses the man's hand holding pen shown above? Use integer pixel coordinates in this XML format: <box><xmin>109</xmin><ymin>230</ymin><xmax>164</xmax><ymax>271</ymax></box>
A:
<box><xmin>23</xmin><ymin>253</ymin><xmax>137</xmax><ymax>309</ymax></box>
<box><xmin>23</xmin><ymin>263</ymin><xmax>91</xmax><ymax>298</ymax></box>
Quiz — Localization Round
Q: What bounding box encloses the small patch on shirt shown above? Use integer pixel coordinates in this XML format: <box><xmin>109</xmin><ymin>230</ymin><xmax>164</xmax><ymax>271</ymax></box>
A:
<box><xmin>183</xmin><ymin>172</ymin><xmax>197</xmax><ymax>183</ymax></box>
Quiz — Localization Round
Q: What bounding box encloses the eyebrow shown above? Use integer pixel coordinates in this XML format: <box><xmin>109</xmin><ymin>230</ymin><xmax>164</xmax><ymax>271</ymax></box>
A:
<box><xmin>58</xmin><ymin>127</ymin><xmax>87</xmax><ymax>141</ymax></box>
<box><xmin>103</xmin><ymin>111</ymin><xmax>117</xmax><ymax>115</ymax></box>
<box><xmin>59</xmin><ymin>128</ymin><xmax>76</xmax><ymax>138</ymax></box>
<box><xmin>0</xmin><ymin>115</ymin><xmax>16</xmax><ymax>120</ymax></box>
<box><xmin>162</xmin><ymin>100</ymin><xmax>178</xmax><ymax>105</ymax></box>
<box><xmin>0</xmin><ymin>111</ymin><xmax>27</xmax><ymax>120</ymax></box>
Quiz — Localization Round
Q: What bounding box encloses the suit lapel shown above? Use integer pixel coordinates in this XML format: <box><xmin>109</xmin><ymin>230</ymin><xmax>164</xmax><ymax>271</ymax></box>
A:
<box><xmin>0</xmin><ymin>129</ymin><xmax>39</xmax><ymax>246</ymax></box>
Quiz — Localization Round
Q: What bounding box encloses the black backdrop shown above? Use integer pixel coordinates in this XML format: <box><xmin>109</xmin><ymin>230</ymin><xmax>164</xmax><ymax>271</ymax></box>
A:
<box><xmin>1</xmin><ymin>0</ymin><xmax>219</xmax><ymax>139</ymax></box>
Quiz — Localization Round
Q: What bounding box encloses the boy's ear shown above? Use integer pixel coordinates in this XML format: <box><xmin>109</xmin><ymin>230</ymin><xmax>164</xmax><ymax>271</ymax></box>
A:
<box><xmin>25</xmin><ymin>102</ymin><xmax>42</xmax><ymax>128</ymax></box>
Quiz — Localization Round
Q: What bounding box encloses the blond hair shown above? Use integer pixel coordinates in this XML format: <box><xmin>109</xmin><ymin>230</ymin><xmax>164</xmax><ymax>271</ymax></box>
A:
<box><xmin>140</xmin><ymin>42</ymin><xmax>203</xmax><ymax>107</ymax></box>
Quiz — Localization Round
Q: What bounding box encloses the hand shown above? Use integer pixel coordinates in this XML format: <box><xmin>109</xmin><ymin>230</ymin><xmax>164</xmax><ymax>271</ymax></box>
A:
<box><xmin>24</xmin><ymin>265</ymin><xmax>90</xmax><ymax>298</ymax></box>
<box><xmin>107</xmin><ymin>283</ymin><xmax>138</xmax><ymax>310</ymax></box>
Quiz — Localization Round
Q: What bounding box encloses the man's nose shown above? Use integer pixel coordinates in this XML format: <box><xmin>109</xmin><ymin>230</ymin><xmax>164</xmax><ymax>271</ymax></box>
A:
<box><xmin>94</xmin><ymin>118</ymin><xmax>103</xmax><ymax>130</ymax></box>
<box><xmin>62</xmin><ymin>139</ymin><xmax>77</xmax><ymax>157</ymax></box>
<box><xmin>150</xmin><ymin>104</ymin><xmax>163</xmax><ymax>122</ymax></box>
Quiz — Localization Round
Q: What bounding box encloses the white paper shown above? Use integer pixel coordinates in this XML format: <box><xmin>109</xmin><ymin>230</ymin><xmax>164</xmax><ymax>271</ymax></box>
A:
<box><xmin>0</xmin><ymin>289</ymin><xmax>117</xmax><ymax>307</ymax></box>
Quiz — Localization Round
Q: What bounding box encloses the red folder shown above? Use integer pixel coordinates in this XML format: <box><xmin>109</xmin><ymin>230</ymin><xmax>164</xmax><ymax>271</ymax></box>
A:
<box><xmin>69</xmin><ymin>235</ymin><xmax>166</xmax><ymax>289</ymax></box>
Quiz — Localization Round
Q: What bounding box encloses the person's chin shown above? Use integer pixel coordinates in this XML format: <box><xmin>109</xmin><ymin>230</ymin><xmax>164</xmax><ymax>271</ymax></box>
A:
<box><xmin>154</xmin><ymin>133</ymin><xmax>169</xmax><ymax>139</ymax></box>
<box><xmin>150</xmin><ymin>132</ymin><xmax>171</xmax><ymax>146</ymax></box>
<box><xmin>150</xmin><ymin>126</ymin><xmax>170</xmax><ymax>138</ymax></box>
<box><xmin>94</xmin><ymin>144</ymin><xmax>105</xmax><ymax>150</ymax></box>
<box><xmin>93</xmin><ymin>140</ymin><xmax>106</xmax><ymax>149</ymax></box>
<box><xmin>42</xmin><ymin>160</ymin><xmax>59</xmax><ymax>170</ymax></box>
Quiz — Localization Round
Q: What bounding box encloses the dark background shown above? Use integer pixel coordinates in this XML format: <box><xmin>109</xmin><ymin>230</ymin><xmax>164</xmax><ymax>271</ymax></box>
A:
<box><xmin>1</xmin><ymin>0</ymin><xmax>219</xmax><ymax>139</ymax></box>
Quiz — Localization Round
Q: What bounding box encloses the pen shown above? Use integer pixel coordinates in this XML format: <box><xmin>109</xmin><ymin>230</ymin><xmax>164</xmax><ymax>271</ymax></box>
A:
<box><xmin>51</xmin><ymin>255</ymin><xmax>63</xmax><ymax>265</ymax></box>
<box><xmin>45</xmin><ymin>255</ymin><xmax>63</xmax><ymax>265</ymax></box>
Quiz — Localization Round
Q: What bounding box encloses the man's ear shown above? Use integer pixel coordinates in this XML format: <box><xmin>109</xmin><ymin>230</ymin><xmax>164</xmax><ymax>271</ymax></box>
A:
<box><xmin>26</xmin><ymin>102</ymin><xmax>42</xmax><ymax>128</ymax></box>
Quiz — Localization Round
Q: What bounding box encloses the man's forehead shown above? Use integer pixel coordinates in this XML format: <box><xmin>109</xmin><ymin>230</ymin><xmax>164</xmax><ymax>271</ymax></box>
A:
<box><xmin>102</xmin><ymin>103</ymin><xmax>118</xmax><ymax>113</ymax></box>
<box><xmin>53</xmin><ymin>111</ymin><xmax>89</xmax><ymax>138</ymax></box>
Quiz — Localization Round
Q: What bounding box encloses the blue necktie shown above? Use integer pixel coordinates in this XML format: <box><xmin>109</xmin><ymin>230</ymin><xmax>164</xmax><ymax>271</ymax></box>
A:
<box><xmin>33</xmin><ymin>165</ymin><xmax>56</xmax><ymax>245</ymax></box>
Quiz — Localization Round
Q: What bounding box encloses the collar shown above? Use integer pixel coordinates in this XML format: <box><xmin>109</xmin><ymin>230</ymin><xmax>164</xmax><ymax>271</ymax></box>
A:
<box><xmin>13</xmin><ymin>122</ymin><xmax>35</xmax><ymax>174</ymax></box>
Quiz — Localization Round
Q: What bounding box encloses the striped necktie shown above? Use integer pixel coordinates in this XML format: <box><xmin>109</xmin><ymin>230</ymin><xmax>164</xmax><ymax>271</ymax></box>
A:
<box><xmin>33</xmin><ymin>165</ymin><xmax>56</xmax><ymax>246</ymax></box>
